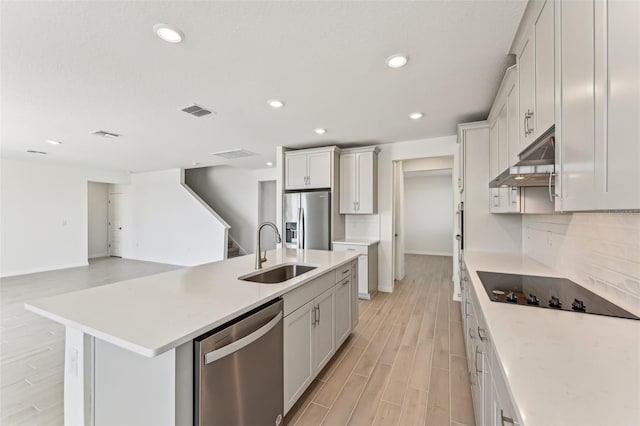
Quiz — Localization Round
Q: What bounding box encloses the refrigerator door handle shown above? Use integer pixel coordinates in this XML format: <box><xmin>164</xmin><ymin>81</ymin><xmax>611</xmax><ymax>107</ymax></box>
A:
<box><xmin>299</xmin><ymin>208</ymin><xmax>305</xmax><ymax>249</ymax></box>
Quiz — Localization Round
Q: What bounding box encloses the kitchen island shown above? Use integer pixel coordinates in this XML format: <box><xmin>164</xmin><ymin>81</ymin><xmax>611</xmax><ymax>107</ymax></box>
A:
<box><xmin>25</xmin><ymin>248</ymin><xmax>359</xmax><ymax>426</ymax></box>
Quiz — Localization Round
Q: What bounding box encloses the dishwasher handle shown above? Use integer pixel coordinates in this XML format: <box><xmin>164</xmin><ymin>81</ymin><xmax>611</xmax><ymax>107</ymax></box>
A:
<box><xmin>204</xmin><ymin>311</ymin><xmax>282</xmax><ymax>365</ymax></box>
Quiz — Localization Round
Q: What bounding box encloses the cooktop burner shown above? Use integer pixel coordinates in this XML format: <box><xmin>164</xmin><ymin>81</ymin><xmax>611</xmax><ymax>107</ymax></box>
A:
<box><xmin>476</xmin><ymin>271</ymin><xmax>639</xmax><ymax>320</ymax></box>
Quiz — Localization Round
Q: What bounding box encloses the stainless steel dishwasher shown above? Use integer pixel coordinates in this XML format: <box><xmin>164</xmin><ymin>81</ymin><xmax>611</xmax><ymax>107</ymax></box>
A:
<box><xmin>194</xmin><ymin>298</ymin><xmax>283</xmax><ymax>426</ymax></box>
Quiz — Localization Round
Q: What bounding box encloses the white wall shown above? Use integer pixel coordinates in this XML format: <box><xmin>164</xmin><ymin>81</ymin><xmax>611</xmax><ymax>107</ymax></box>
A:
<box><xmin>377</xmin><ymin>135</ymin><xmax>460</xmax><ymax>292</ymax></box>
<box><xmin>524</xmin><ymin>213</ymin><xmax>640</xmax><ymax>316</ymax></box>
<box><xmin>127</xmin><ymin>169</ymin><xmax>228</xmax><ymax>266</ymax></box>
<box><xmin>87</xmin><ymin>182</ymin><xmax>109</xmax><ymax>258</ymax></box>
<box><xmin>0</xmin><ymin>158</ymin><xmax>129</xmax><ymax>277</ymax></box>
<box><xmin>403</xmin><ymin>171</ymin><xmax>453</xmax><ymax>256</ymax></box>
<box><xmin>185</xmin><ymin>166</ymin><xmax>278</xmax><ymax>254</ymax></box>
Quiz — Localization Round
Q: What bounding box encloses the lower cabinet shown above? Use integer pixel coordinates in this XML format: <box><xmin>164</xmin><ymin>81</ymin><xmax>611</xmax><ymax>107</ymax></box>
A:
<box><xmin>283</xmin><ymin>262</ymin><xmax>356</xmax><ymax>414</ymax></box>
<box><xmin>462</xmin><ymin>260</ymin><xmax>522</xmax><ymax>426</ymax></box>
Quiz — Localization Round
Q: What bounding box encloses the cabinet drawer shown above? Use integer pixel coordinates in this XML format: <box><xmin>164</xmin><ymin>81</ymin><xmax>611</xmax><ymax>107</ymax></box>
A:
<box><xmin>332</xmin><ymin>244</ymin><xmax>368</xmax><ymax>255</ymax></box>
<box><xmin>334</xmin><ymin>263</ymin><xmax>352</xmax><ymax>283</ymax></box>
<box><xmin>283</xmin><ymin>271</ymin><xmax>334</xmax><ymax>317</ymax></box>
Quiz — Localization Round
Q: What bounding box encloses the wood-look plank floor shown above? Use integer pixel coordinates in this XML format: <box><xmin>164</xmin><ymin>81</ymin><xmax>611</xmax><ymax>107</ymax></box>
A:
<box><xmin>0</xmin><ymin>257</ymin><xmax>181</xmax><ymax>425</ymax></box>
<box><xmin>285</xmin><ymin>254</ymin><xmax>475</xmax><ymax>426</ymax></box>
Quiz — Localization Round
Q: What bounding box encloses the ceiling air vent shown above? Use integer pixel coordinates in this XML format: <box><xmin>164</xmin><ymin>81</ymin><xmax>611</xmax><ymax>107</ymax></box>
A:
<box><xmin>181</xmin><ymin>104</ymin><xmax>215</xmax><ymax>117</ymax></box>
<box><xmin>26</xmin><ymin>150</ymin><xmax>47</xmax><ymax>154</ymax></box>
<box><xmin>91</xmin><ymin>130</ymin><xmax>121</xmax><ymax>139</ymax></box>
<box><xmin>211</xmin><ymin>149</ymin><xmax>257</xmax><ymax>160</ymax></box>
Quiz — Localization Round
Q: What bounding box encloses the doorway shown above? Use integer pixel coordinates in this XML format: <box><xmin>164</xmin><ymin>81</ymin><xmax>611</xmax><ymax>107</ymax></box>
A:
<box><xmin>258</xmin><ymin>180</ymin><xmax>277</xmax><ymax>250</ymax></box>
<box><xmin>87</xmin><ymin>182</ymin><xmax>109</xmax><ymax>259</ymax></box>
<box><xmin>392</xmin><ymin>156</ymin><xmax>456</xmax><ymax>289</ymax></box>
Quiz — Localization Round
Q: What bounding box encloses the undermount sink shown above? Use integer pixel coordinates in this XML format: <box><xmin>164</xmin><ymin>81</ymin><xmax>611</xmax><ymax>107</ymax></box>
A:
<box><xmin>239</xmin><ymin>263</ymin><xmax>317</xmax><ymax>284</ymax></box>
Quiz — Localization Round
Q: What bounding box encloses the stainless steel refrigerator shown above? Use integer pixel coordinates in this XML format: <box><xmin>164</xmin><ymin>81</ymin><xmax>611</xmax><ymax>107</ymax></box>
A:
<box><xmin>283</xmin><ymin>190</ymin><xmax>331</xmax><ymax>250</ymax></box>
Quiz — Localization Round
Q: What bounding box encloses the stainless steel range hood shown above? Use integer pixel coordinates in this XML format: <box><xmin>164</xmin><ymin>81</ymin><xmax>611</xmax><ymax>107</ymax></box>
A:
<box><xmin>490</xmin><ymin>126</ymin><xmax>555</xmax><ymax>188</ymax></box>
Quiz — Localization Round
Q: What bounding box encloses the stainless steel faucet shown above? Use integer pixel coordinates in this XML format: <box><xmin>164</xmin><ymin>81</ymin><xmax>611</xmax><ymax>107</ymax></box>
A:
<box><xmin>255</xmin><ymin>222</ymin><xmax>282</xmax><ymax>269</ymax></box>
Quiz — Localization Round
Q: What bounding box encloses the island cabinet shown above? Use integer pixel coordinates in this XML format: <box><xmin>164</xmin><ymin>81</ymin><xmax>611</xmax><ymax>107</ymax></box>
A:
<box><xmin>517</xmin><ymin>0</ymin><xmax>554</xmax><ymax>150</ymax></box>
<box><xmin>283</xmin><ymin>261</ymin><xmax>355</xmax><ymax>414</ymax></box>
<box><xmin>285</xmin><ymin>148</ymin><xmax>333</xmax><ymax>190</ymax></box>
<box><xmin>339</xmin><ymin>146</ymin><xmax>379</xmax><ymax>214</ymax></box>
<box><xmin>555</xmin><ymin>0</ymin><xmax>640</xmax><ymax>211</ymax></box>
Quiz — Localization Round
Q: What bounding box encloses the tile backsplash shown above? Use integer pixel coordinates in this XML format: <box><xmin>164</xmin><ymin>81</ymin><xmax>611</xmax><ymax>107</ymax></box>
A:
<box><xmin>345</xmin><ymin>214</ymin><xmax>380</xmax><ymax>239</ymax></box>
<box><xmin>523</xmin><ymin>213</ymin><xmax>640</xmax><ymax>315</ymax></box>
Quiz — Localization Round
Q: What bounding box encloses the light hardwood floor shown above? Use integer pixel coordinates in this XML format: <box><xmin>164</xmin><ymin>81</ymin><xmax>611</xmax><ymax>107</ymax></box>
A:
<box><xmin>285</xmin><ymin>254</ymin><xmax>475</xmax><ymax>426</ymax></box>
<box><xmin>0</xmin><ymin>257</ymin><xmax>181</xmax><ymax>425</ymax></box>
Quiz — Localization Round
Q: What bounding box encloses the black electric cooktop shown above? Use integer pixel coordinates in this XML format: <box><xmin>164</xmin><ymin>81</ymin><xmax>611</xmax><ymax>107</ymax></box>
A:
<box><xmin>477</xmin><ymin>271</ymin><xmax>639</xmax><ymax>320</ymax></box>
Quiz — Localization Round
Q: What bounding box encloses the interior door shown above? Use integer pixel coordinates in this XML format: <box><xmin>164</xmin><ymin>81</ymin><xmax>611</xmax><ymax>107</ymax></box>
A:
<box><xmin>108</xmin><ymin>193</ymin><xmax>123</xmax><ymax>257</ymax></box>
<box><xmin>300</xmin><ymin>191</ymin><xmax>330</xmax><ymax>250</ymax></box>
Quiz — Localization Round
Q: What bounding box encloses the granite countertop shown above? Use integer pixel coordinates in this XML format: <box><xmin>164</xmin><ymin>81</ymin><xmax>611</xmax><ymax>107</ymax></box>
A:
<box><xmin>463</xmin><ymin>251</ymin><xmax>640</xmax><ymax>426</ymax></box>
<box><xmin>25</xmin><ymin>248</ymin><xmax>359</xmax><ymax>358</ymax></box>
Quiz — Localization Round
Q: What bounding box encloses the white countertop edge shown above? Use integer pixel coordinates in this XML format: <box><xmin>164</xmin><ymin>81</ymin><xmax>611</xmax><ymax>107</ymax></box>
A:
<box><xmin>332</xmin><ymin>239</ymin><xmax>380</xmax><ymax>246</ymax></box>
<box><xmin>25</xmin><ymin>252</ymin><xmax>359</xmax><ymax>358</ymax></box>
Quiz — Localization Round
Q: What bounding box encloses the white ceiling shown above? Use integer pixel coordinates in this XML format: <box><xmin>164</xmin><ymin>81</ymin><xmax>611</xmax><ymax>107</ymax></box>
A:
<box><xmin>1</xmin><ymin>1</ymin><xmax>525</xmax><ymax>172</ymax></box>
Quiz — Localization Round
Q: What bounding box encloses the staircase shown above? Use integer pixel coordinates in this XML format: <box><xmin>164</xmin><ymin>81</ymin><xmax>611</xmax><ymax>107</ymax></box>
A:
<box><xmin>227</xmin><ymin>239</ymin><xmax>241</xmax><ymax>258</ymax></box>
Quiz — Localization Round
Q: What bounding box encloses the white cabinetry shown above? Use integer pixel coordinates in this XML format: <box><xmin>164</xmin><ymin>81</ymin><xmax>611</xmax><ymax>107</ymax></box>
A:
<box><xmin>285</xmin><ymin>149</ymin><xmax>332</xmax><ymax>190</ymax></box>
<box><xmin>556</xmin><ymin>0</ymin><xmax>640</xmax><ymax>211</ymax></box>
<box><xmin>461</xmin><ymin>259</ymin><xmax>522</xmax><ymax>426</ymax></box>
<box><xmin>332</xmin><ymin>242</ymin><xmax>378</xmax><ymax>300</ymax></box>
<box><xmin>283</xmin><ymin>261</ymin><xmax>356</xmax><ymax>413</ymax></box>
<box><xmin>334</xmin><ymin>277</ymin><xmax>351</xmax><ymax>347</ymax></box>
<box><xmin>339</xmin><ymin>147</ymin><xmax>378</xmax><ymax>214</ymax></box>
<box><xmin>518</xmin><ymin>0</ymin><xmax>555</xmax><ymax>148</ymax></box>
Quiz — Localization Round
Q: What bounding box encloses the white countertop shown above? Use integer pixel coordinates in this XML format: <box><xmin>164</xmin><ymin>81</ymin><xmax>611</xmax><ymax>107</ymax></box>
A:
<box><xmin>463</xmin><ymin>251</ymin><xmax>640</xmax><ymax>426</ymax></box>
<box><xmin>25</xmin><ymin>249</ymin><xmax>359</xmax><ymax>358</ymax></box>
<box><xmin>332</xmin><ymin>238</ymin><xmax>380</xmax><ymax>246</ymax></box>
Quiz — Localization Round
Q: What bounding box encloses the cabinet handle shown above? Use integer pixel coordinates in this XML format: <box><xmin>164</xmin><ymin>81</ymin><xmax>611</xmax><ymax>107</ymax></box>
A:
<box><xmin>317</xmin><ymin>304</ymin><xmax>321</xmax><ymax>324</ymax></box>
<box><xmin>493</xmin><ymin>194</ymin><xmax>500</xmax><ymax>207</ymax></box>
<box><xmin>475</xmin><ymin>346</ymin><xmax>482</xmax><ymax>373</ymax></box>
<box><xmin>356</xmin><ymin>201</ymin><xmax>359</xmax><ymax>211</ymax></box>
<box><xmin>465</xmin><ymin>301</ymin><xmax>471</xmax><ymax>317</ymax></box>
<box><xmin>468</xmin><ymin>327</ymin><xmax>475</xmax><ymax>340</ymax></box>
<box><xmin>312</xmin><ymin>306</ymin><xmax>317</xmax><ymax>327</ymax></box>
<box><xmin>501</xmin><ymin>409</ymin><xmax>515</xmax><ymax>425</ymax></box>
<box><xmin>342</xmin><ymin>279</ymin><xmax>350</xmax><ymax>286</ymax></box>
<box><xmin>528</xmin><ymin>110</ymin><xmax>534</xmax><ymax>134</ymax></box>
<box><xmin>548</xmin><ymin>171</ymin><xmax>558</xmax><ymax>202</ymax></box>
<box><xmin>478</xmin><ymin>326</ymin><xmax>487</xmax><ymax>341</ymax></box>
<box><xmin>523</xmin><ymin>114</ymin><xmax>528</xmax><ymax>137</ymax></box>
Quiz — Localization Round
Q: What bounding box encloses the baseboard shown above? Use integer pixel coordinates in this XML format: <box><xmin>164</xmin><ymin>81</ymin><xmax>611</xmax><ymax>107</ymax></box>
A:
<box><xmin>378</xmin><ymin>285</ymin><xmax>393</xmax><ymax>293</ymax></box>
<box><xmin>0</xmin><ymin>261</ymin><xmax>89</xmax><ymax>278</ymax></box>
<box><xmin>89</xmin><ymin>252</ymin><xmax>109</xmax><ymax>259</ymax></box>
<box><xmin>404</xmin><ymin>250</ymin><xmax>453</xmax><ymax>257</ymax></box>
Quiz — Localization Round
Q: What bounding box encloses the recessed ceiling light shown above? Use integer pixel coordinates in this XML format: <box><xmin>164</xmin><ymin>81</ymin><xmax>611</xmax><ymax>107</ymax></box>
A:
<box><xmin>153</xmin><ymin>24</ymin><xmax>184</xmax><ymax>44</ymax></box>
<box><xmin>314</xmin><ymin>128</ymin><xmax>327</xmax><ymax>135</ymax></box>
<box><xmin>514</xmin><ymin>176</ymin><xmax>525</xmax><ymax>180</ymax></box>
<box><xmin>46</xmin><ymin>140</ymin><xmax>62</xmax><ymax>145</ymax></box>
<box><xmin>192</xmin><ymin>162</ymin><xmax>202</xmax><ymax>166</ymax></box>
<box><xmin>266</xmin><ymin>162</ymin><xmax>273</xmax><ymax>166</ymax></box>
<box><xmin>409</xmin><ymin>112</ymin><xmax>424</xmax><ymax>120</ymax></box>
<box><xmin>500</xmin><ymin>184</ymin><xmax>509</xmax><ymax>188</ymax></box>
<box><xmin>267</xmin><ymin>99</ymin><xmax>285</xmax><ymax>109</ymax></box>
<box><xmin>386</xmin><ymin>54</ymin><xmax>409</xmax><ymax>68</ymax></box>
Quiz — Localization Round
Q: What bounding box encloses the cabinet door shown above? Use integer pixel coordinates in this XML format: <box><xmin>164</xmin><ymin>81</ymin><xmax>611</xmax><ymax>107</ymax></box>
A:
<box><xmin>506</xmin><ymin>69</ymin><xmax>520</xmax><ymax>165</ymax></box>
<box><xmin>483</xmin><ymin>361</ymin><xmax>494</xmax><ymax>426</ymax></box>
<box><xmin>518</xmin><ymin>32</ymin><xmax>536</xmax><ymax>149</ymax></box>
<box><xmin>307</xmin><ymin>151</ymin><xmax>331</xmax><ymax>189</ymax></box>
<box><xmin>334</xmin><ymin>278</ymin><xmax>351</xmax><ymax>347</ymax></box>
<box><xmin>357</xmin><ymin>255</ymin><xmax>368</xmax><ymax>297</ymax></box>
<box><xmin>535</xmin><ymin>0</ymin><xmax>555</xmax><ymax>137</ymax></box>
<box><xmin>285</xmin><ymin>153</ymin><xmax>309</xmax><ymax>190</ymax></box>
<box><xmin>356</xmin><ymin>152</ymin><xmax>375</xmax><ymax>214</ymax></box>
<box><xmin>559</xmin><ymin>0</ymin><xmax>596</xmax><ymax>211</ymax></box>
<box><xmin>283</xmin><ymin>304</ymin><xmax>314</xmax><ymax>413</ymax></box>
<box><xmin>339</xmin><ymin>154</ymin><xmax>357</xmax><ymax>214</ymax></box>
<box><xmin>489</xmin><ymin>118</ymin><xmax>500</xmax><ymax>181</ymax></box>
<box><xmin>497</xmin><ymin>103</ymin><xmax>509</xmax><ymax>173</ymax></box>
<box><xmin>596</xmin><ymin>0</ymin><xmax>640</xmax><ymax>209</ymax></box>
<box><xmin>313</xmin><ymin>287</ymin><xmax>335</xmax><ymax>373</ymax></box>
<box><xmin>351</xmin><ymin>260</ymin><xmax>359</xmax><ymax>328</ymax></box>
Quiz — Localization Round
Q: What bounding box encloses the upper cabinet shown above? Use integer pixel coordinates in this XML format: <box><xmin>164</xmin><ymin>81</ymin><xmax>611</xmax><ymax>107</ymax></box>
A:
<box><xmin>285</xmin><ymin>148</ymin><xmax>332</xmax><ymax>190</ymax></box>
<box><xmin>339</xmin><ymin>147</ymin><xmax>379</xmax><ymax>214</ymax></box>
<box><xmin>518</xmin><ymin>0</ymin><xmax>555</xmax><ymax>150</ymax></box>
<box><xmin>556</xmin><ymin>0</ymin><xmax>640</xmax><ymax>211</ymax></box>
